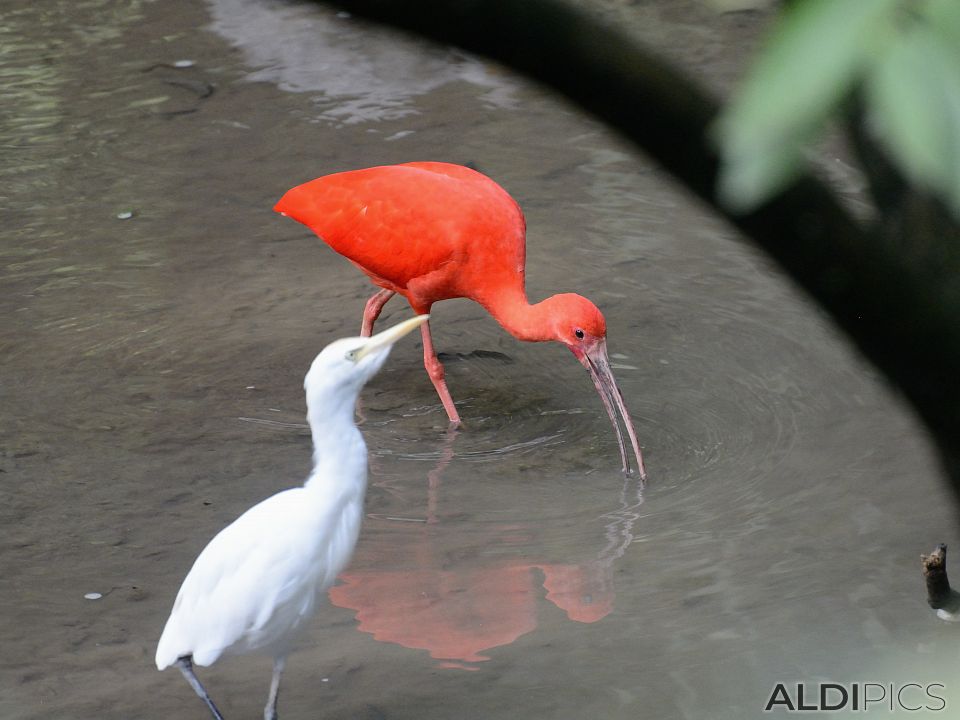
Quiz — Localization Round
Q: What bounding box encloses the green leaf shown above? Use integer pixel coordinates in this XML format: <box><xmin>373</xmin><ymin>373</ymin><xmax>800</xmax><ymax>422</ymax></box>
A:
<box><xmin>715</xmin><ymin>130</ymin><xmax>813</xmax><ymax>214</ymax></box>
<box><xmin>927</xmin><ymin>0</ymin><xmax>960</xmax><ymax>54</ymax></box>
<box><xmin>715</xmin><ymin>0</ymin><xmax>898</xmax><ymax>211</ymax></box>
<box><xmin>865</xmin><ymin>28</ymin><xmax>960</xmax><ymax>217</ymax></box>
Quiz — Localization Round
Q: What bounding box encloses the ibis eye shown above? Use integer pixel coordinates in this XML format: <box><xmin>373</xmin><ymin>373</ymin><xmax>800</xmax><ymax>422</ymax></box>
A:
<box><xmin>345</xmin><ymin>348</ymin><xmax>361</xmax><ymax>362</ymax></box>
<box><xmin>574</xmin><ymin>328</ymin><xmax>585</xmax><ymax>340</ymax></box>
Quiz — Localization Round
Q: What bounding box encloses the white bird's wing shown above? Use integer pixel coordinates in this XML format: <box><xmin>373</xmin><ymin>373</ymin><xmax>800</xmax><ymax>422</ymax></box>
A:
<box><xmin>155</xmin><ymin>482</ymin><xmax>363</xmax><ymax>669</ymax></box>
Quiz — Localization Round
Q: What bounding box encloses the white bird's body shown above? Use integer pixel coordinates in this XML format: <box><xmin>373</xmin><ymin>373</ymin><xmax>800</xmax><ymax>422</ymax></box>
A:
<box><xmin>155</xmin><ymin>475</ymin><xmax>364</xmax><ymax>668</ymax></box>
<box><xmin>155</xmin><ymin>315</ymin><xmax>428</xmax><ymax>720</ymax></box>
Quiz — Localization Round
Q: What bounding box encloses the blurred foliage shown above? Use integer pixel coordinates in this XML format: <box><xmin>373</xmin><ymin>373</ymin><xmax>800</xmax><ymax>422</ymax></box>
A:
<box><xmin>716</xmin><ymin>0</ymin><xmax>960</xmax><ymax>216</ymax></box>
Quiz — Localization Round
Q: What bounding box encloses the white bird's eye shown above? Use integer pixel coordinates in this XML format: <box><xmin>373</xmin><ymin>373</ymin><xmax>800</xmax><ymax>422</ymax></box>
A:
<box><xmin>345</xmin><ymin>348</ymin><xmax>360</xmax><ymax>362</ymax></box>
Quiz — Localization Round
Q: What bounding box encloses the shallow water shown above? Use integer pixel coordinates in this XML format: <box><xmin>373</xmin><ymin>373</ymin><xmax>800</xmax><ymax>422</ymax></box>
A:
<box><xmin>2</xmin><ymin>1</ymin><xmax>957</xmax><ymax>718</ymax></box>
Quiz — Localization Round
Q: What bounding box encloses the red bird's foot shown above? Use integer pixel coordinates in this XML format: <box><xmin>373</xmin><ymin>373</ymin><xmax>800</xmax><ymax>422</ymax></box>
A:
<box><xmin>436</xmin><ymin>387</ymin><xmax>461</xmax><ymax>426</ymax></box>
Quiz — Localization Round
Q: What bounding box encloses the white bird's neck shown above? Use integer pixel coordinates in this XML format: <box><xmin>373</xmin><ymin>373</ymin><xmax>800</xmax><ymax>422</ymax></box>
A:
<box><xmin>303</xmin><ymin>385</ymin><xmax>368</xmax><ymax>490</ymax></box>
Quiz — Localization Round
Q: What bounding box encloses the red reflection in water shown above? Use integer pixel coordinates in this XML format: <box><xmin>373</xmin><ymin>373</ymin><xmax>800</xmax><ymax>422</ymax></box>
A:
<box><xmin>330</xmin><ymin>565</ymin><xmax>540</xmax><ymax>664</ymax></box>
<box><xmin>331</xmin><ymin>431</ymin><xmax>641</xmax><ymax>667</ymax></box>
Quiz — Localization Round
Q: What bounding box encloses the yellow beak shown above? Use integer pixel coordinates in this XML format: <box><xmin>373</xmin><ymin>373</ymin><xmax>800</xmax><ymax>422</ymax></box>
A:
<box><xmin>354</xmin><ymin>314</ymin><xmax>429</xmax><ymax>362</ymax></box>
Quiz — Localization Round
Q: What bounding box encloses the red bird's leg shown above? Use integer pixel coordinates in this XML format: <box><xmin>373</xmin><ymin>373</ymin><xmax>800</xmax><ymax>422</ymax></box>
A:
<box><xmin>420</xmin><ymin>320</ymin><xmax>461</xmax><ymax>425</ymax></box>
<box><xmin>360</xmin><ymin>289</ymin><xmax>395</xmax><ymax>337</ymax></box>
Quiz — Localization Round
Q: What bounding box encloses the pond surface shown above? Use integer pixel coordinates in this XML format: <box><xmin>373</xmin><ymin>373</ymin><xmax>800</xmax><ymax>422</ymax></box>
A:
<box><xmin>2</xmin><ymin>1</ymin><xmax>957</xmax><ymax>718</ymax></box>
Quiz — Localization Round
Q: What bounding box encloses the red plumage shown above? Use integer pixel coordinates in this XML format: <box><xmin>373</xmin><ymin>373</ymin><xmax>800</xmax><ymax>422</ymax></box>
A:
<box><xmin>275</xmin><ymin>162</ymin><xmax>645</xmax><ymax>477</ymax></box>
<box><xmin>275</xmin><ymin>162</ymin><xmax>526</xmax><ymax>313</ymax></box>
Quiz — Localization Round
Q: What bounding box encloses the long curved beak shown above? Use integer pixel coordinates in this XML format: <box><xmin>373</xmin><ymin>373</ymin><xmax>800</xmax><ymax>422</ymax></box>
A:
<box><xmin>571</xmin><ymin>338</ymin><xmax>646</xmax><ymax>479</ymax></box>
<box><xmin>356</xmin><ymin>314</ymin><xmax>429</xmax><ymax>361</ymax></box>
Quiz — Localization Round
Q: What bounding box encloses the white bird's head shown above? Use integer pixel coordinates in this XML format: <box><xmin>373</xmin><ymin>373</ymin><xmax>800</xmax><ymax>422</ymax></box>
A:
<box><xmin>304</xmin><ymin>315</ymin><xmax>429</xmax><ymax>409</ymax></box>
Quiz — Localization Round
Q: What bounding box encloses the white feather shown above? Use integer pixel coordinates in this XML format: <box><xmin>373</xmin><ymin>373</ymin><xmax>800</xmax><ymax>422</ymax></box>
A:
<box><xmin>154</xmin><ymin>316</ymin><xmax>428</xmax><ymax>717</ymax></box>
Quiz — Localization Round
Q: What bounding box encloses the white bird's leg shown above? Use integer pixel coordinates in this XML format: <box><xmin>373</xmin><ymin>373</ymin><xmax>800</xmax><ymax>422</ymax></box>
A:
<box><xmin>263</xmin><ymin>656</ymin><xmax>286</xmax><ymax>720</ymax></box>
<box><xmin>420</xmin><ymin>320</ymin><xmax>461</xmax><ymax>425</ymax></box>
<box><xmin>360</xmin><ymin>289</ymin><xmax>395</xmax><ymax>336</ymax></box>
<box><xmin>175</xmin><ymin>656</ymin><xmax>225</xmax><ymax>720</ymax></box>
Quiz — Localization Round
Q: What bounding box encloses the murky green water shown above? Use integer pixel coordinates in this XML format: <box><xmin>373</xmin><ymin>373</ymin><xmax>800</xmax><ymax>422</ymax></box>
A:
<box><xmin>2</xmin><ymin>1</ymin><xmax>957</xmax><ymax>718</ymax></box>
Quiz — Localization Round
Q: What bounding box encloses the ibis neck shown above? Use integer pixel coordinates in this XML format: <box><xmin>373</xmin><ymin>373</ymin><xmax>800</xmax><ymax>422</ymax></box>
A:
<box><xmin>304</xmin><ymin>386</ymin><xmax>367</xmax><ymax>488</ymax></box>
<box><xmin>478</xmin><ymin>287</ymin><xmax>556</xmax><ymax>342</ymax></box>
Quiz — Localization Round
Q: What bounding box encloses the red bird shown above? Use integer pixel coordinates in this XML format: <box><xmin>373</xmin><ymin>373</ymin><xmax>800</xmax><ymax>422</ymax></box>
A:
<box><xmin>275</xmin><ymin>162</ymin><xmax>645</xmax><ymax>477</ymax></box>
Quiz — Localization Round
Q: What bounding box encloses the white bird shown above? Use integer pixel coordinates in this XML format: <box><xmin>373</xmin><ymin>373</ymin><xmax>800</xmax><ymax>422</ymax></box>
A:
<box><xmin>156</xmin><ymin>315</ymin><xmax>429</xmax><ymax>720</ymax></box>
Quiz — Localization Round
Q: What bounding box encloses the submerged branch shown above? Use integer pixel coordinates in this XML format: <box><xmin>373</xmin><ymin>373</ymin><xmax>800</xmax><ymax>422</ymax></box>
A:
<box><xmin>921</xmin><ymin>545</ymin><xmax>960</xmax><ymax>620</ymax></box>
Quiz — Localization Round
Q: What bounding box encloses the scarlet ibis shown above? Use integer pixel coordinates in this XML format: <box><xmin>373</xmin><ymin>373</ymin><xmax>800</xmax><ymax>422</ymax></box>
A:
<box><xmin>155</xmin><ymin>315</ymin><xmax>429</xmax><ymax>720</ymax></box>
<box><xmin>275</xmin><ymin>162</ymin><xmax>645</xmax><ymax>478</ymax></box>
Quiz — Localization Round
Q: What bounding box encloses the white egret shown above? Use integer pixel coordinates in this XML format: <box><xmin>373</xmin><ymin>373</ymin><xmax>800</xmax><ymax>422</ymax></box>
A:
<box><xmin>155</xmin><ymin>315</ymin><xmax>429</xmax><ymax>720</ymax></box>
